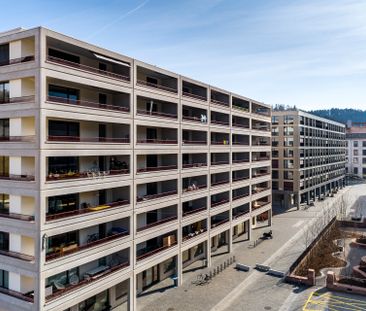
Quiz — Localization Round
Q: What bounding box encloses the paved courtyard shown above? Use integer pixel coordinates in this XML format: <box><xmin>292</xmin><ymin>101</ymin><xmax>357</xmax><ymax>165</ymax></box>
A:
<box><xmin>136</xmin><ymin>182</ymin><xmax>366</xmax><ymax>311</ymax></box>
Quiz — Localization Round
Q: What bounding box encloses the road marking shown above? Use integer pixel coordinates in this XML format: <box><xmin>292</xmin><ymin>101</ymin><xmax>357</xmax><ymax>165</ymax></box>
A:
<box><xmin>278</xmin><ymin>289</ymin><xmax>301</xmax><ymax>311</ymax></box>
<box><xmin>293</xmin><ymin>220</ymin><xmax>305</xmax><ymax>228</ymax></box>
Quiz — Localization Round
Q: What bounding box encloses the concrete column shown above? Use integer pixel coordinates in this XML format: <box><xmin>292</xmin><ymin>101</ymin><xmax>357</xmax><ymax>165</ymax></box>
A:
<box><xmin>9</xmin><ymin>156</ymin><xmax>22</xmax><ymax>176</ymax></box>
<box><xmin>8</xmin><ymin>272</ymin><xmax>21</xmax><ymax>292</ymax></box>
<box><xmin>176</xmin><ymin>252</ymin><xmax>183</xmax><ymax>286</ymax></box>
<box><xmin>227</xmin><ymin>228</ymin><xmax>233</xmax><ymax>253</ymax></box>
<box><xmin>9</xmin><ymin>194</ymin><xmax>22</xmax><ymax>214</ymax></box>
<box><xmin>9</xmin><ymin>79</ymin><xmax>22</xmax><ymax>98</ymax></box>
<box><xmin>296</xmin><ymin>193</ymin><xmax>301</xmax><ymax>210</ymax></box>
<box><xmin>206</xmin><ymin>239</ymin><xmax>212</xmax><ymax>267</ymax></box>
<box><xmin>9</xmin><ymin>233</ymin><xmax>21</xmax><ymax>253</ymax></box>
<box><xmin>129</xmin><ymin>275</ymin><xmax>136</xmax><ymax>311</ymax></box>
<box><xmin>306</xmin><ymin>191</ymin><xmax>310</xmax><ymax>204</ymax></box>
<box><xmin>9</xmin><ymin>41</ymin><xmax>22</xmax><ymax>59</ymax></box>
<box><xmin>268</xmin><ymin>209</ymin><xmax>273</xmax><ymax>227</ymax></box>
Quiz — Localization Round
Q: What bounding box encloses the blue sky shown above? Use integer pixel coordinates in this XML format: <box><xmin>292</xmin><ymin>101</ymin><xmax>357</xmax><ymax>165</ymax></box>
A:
<box><xmin>2</xmin><ymin>0</ymin><xmax>366</xmax><ymax>110</ymax></box>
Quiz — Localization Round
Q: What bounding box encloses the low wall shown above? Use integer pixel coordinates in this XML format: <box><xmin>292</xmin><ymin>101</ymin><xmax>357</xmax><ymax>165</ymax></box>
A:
<box><xmin>326</xmin><ymin>271</ymin><xmax>366</xmax><ymax>296</ymax></box>
<box><xmin>285</xmin><ymin>269</ymin><xmax>315</xmax><ymax>286</ymax></box>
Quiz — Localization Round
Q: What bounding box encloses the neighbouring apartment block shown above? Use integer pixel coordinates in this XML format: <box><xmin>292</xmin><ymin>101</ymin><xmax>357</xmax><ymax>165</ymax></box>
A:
<box><xmin>0</xmin><ymin>27</ymin><xmax>272</xmax><ymax>311</ymax></box>
<box><xmin>346</xmin><ymin>121</ymin><xmax>366</xmax><ymax>179</ymax></box>
<box><xmin>271</xmin><ymin>109</ymin><xmax>346</xmax><ymax>210</ymax></box>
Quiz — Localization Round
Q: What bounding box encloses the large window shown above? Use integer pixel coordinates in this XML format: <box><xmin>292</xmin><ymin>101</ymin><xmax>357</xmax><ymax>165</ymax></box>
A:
<box><xmin>0</xmin><ymin>270</ymin><xmax>9</xmax><ymax>289</ymax></box>
<box><xmin>47</xmin><ymin>193</ymin><xmax>78</xmax><ymax>215</ymax></box>
<box><xmin>0</xmin><ymin>81</ymin><xmax>9</xmax><ymax>103</ymax></box>
<box><xmin>79</xmin><ymin>290</ymin><xmax>109</xmax><ymax>311</ymax></box>
<box><xmin>48</xmin><ymin>48</ymin><xmax>80</xmax><ymax>64</ymax></box>
<box><xmin>0</xmin><ymin>231</ymin><xmax>9</xmax><ymax>251</ymax></box>
<box><xmin>48</xmin><ymin>85</ymin><xmax>79</xmax><ymax>101</ymax></box>
<box><xmin>0</xmin><ymin>156</ymin><xmax>9</xmax><ymax>176</ymax></box>
<box><xmin>48</xmin><ymin>120</ymin><xmax>79</xmax><ymax>137</ymax></box>
<box><xmin>0</xmin><ymin>44</ymin><xmax>9</xmax><ymax>65</ymax></box>
<box><xmin>0</xmin><ymin>194</ymin><xmax>9</xmax><ymax>212</ymax></box>
<box><xmin>0</xmin><ymin>119</ymin><xmax>9</xmax><ymax>137</ymax></box>
<box><xmin>48</xmin><ymin>157</ymin><xmax>78</xmax><ymax>174</ymax></box>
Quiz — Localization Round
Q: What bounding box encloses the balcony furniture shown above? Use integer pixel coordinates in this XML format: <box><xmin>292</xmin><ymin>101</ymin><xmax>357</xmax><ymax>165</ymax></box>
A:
<box><xmin>163</xmin><ymin>235</ymin><xmax>176</xmax><ymax>247</ymax></box>
<box><xmin>45</xmin><ymin>285</ymin><xmax>53</xmax><ymax>297</ymax></box>
<box><xmin>84</xmin><ymin>265</ymin><xmax>110</xmax><ymax>279</ymax></box>
<box><xmin>88</xmin><ymin>205</ymin><xmax>110</xmax><ymax>212</ymax></box>
<box><xmin>60</xmin><ymin>244</ymin><xmax>78</xmax><ymax>255</ymax></box>
<box><xmin>108</xmin><ymin>227</ymin><xmax>128</xmax><ymax>235</ymax></box>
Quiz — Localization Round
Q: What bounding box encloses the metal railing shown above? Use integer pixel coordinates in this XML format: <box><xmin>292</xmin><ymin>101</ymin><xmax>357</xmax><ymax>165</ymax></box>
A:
<box><xmin>47</xmin><ymin>95</ymin><xmax>130</xmax><ymax>112</ymax></box>
<box><xmin>232</xmin><ymin>159</ymin><xmax>250</xmax><ymax>163</ymax></box>
<box><xmin>232</xmin><ymin>122</ymin><xmax>250</xmax><ymax>129</ymax></box>
<box><xmin>0</xmin><ymin>210</ymin><xmax>34</xmax><ymax>221</ymax></box>
<box><xmin>0</xmin><ymin>95</ymin><xmax>35</xmax><ymax>104</ymax></box>
<box><xmin>182</xmin><ymin>91</ymin><xmax>207</xmax><ymax>102</ymax></box>
<box><xmin>211</xmin><ymin>119</ymin><xmax>229</xmax><ymax>126</ymax></box>
<box><xmin>211</xmin><ymin>218</ymin><xmax>229</xmax><ymax>228</ymax></box>
<box><xmin>0</xmin><ymin>249</ymin><xmax>35</xmax><ymax>262</ymax></box>
<box><xmin>183</xmin><ymin>206</ymin><xmax>206</xmax><ymax>216</ymax></box>
<box><xmin>137</xmin><ymin>165</ymin><xmax>177</xmax><ymax>173</ymax></box>
<box><xmin>137</xmin><ymin>215</ymin><xmax>177</xmax><ymax>232</ymax></box>
<box><xmin>0</xmin><ymin>136</ymin><xmax>35</xmax><ymax>142</ymax></box>
<box><xmin>47</xmin><ymin>135</ymin><xmax>129</xmax><ymax>143</ymax></box>
<box><xmin>233</xmin><ymin>209</ymin><xmax>250</xmax><ymax>219</ymax></box>
<box><xmin>136</xmin><ymin>242</ymin><xmax>177</xmax><ymax>261</ymax></box>
<box><xmin>211</xmin><ymin>179</ymin><xmax>230</xmax><ymax>186</ymax></box>
<box><xmin>182</xmin><ymin>140</ymin><xmax>207</xmax><ymax>145</ymax></box>
<box><xmin>0</xmin><ymin>55</ymin><xmax>34</xmax><ymax>67</ymax></box>
<box><xmin>0</xmin><ymin>287</ymin><xmax>33</xmax><ymax>303</ymax></box>
<box><xmin>137</xmin><ymin>138</ymin><xmax>178</xmax><ymax>144</ymax></box>
<box><xmin>211</xmin><ymin>160</ymin><xmax>229</xmax><ymax>166</ymax></box>
<box><xmin>211</xmin><ymin>198</ymin><xmax>230</xmax><ymax>208</ymax></box>
<box><xmin>136</xmin><ymin>109</ymin><xmax>177</xmax><ymax>119</ymax></box>
<box><xmin>0</xmin><ymin>174</ymin><xmax>35</xmax><ymax>181</ymax></box>
<box><xmin>182</xmin><ymin>162</ymin><xmax>207</xmax><ymax>168</ymax></box>
<box><xmin>232</xmin><ymin>193</ymin><xmax>249</xmax><ymax>201</ymax></box>
<box><xmin>136</xmin><ymin>190</ymin><xmax>177</xmax><ymax>202</ymax></box>
<box><xmin>46</xmin><ymin>169</ymin><xmax>129</xmax><ymax>181</ymax></box>
<box><xmin>136</xmin><ymin>79</ymin><xmax>178</xmax><ymax>94</ymax></box>
<box><xmin>211</xmin><ymin>98</ymin><xmax>229</xmax><ymax>106</ymax></box>
<box><xmin>47</xmin><ymin>56</ymin><xmax>130</xmax><ymax>82</ymax></box>
<box><xmin>232</xmin><ymin>175</ymin><xmax>250</xmax><ymax>182</ymax></box>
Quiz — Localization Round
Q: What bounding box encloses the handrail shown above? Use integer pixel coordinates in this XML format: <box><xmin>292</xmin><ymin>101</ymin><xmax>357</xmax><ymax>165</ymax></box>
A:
<box><xmin>252</xmin><ymin>187</ymin><xmax>270</xmax><ymax>194</ymax></box>
<box><xmin>136</xmin><ymin>242</ymin><xmax>177</xmax><ymax>261</ymax></box>
<box><xmin>232</xmin><ymin>141</ymin><xmax>249</xmax><ymax>145</ymax></box>
<box><xmin>211</xmin><ymin>119</ymin><xmax>229</xmax><ymax>126</ymax></box>
<box><xmin>47</xmin><ymin>56</ymin><xmax>130</xmax><ymax>82</ymax></box>
<box><xmin>0</xmin><ymin>287</ymin><xmax>33</xmax><ymax>303</ymax></box>
<box><xmin>46</xmin><ymin>231</ymin><xmax>129</xmax><ymax>261</ymax></box>
<box><xmin>232</xmin><ymin>105</ymin><xmax>249</xmax><ymax>112</ymax></box>
<box><xmin>0</xmin><ymin>136</ymin><xmax>35</xmax><ymax>142</ymax></box>
<box><xmin>211</xmin><ymin>179</ymin><xmax>230</xmax><ymax>186</ymax></box>
<box><xmin>211</xmin><ymin>160</ymin><xmax>229</xmax><ymax>166</ymax></box>
<box><xmin>182</xmin><ymin>162</ymin><xmax>207</xmax><ymax>168</ymax></box>
<box><xmin>47</xmin><ymin>95</ymin><xmax>130</xmax><ymax>112</ymax></box>
<box><xmin>182</xmin><ymin>140</ymin><xmax>207</xmax><ymax>145</ymax></box>
<box><xmin>211</xmin><ymin>198</ymin><xmax>229</xmax><ymax>207</ymax></box>
<box><xmin>211</xmin><ymin>98</ymin><xmax>229</xmax><ymax>106</ymax></box>
<box><xmin>232</xmin><ymin>159</ymin><xmax>250</xmax><ymax>163</ymax></box>
<box><xmin>0</xmin><ymin>174</ymin><xmax>35</xmax><ymax>181</ymax></box>
<box><xmin>232</xmin><ymin>193</ymin><xmax>249</xmax><ymax>201</ymax></box>
<box><xmin>232</xmin><ymin>175</ymin><xmax>250</xmax><ymax>182</ymax></box>
<box><xmin>0</xmin><ymin>210</ymin><xmax>34</xmax><ymax>221</ymax></box>
<box><xmin>211</xmin><ymin>218</ymin><xmax>229</xmax><ymax>228</ymax></box>
<box><xmin>233</xmin><ymin>209</ymin><xmax>250</xmax><ymax>219</ymax></box>
<box><xmin>183</xmin><ymin>184</ymin><xmax>207</xmax><ymax>192</ymax></box>
<box><xmin>211</xmin><ymin>140</ymin><xmax>230</xmax><ymax>145</ymax></box>
<box><xmin>137</xmin><ymin>138</ymin><xmax>177</xmax><ymax>144</ymax></box>
<box><xmin>45</xmin><ymin>261</ymin><xmax>130</xmax><ymax>302</ymax></box>
<box><xmin>182</xmin><ymin>228</ymin><xmax>207</xmax><ymax>241</ymax></box>
<box><xmin>0</xmin><ymin>249</ymin><xmax>35</xmax><ymax>262</ymax></box>
<box><xmin>0</xmin><ymin>55</ymin><xmax>34</xmax><ymax>67</ymax></box>
<box><xmin>252</xmin><ymin>172</ymin><xmax>270</xmax><ymax>178</ymax></box>
<box><xmin>47</xmin><ymin>135</ymin><xmax>129</xmax><ymax>143</ymax></box>
<box><xmin>136</xmin><ymin>109</ymin><xmax>177</xmax><ymax>119</ymax></box>
<box><xmin>46</xmin><ymin>169</ymin><xmax>129</xmax><ymax>181</ymax></box>
<box><xmin>46</xmin><ymin>200</ymin><xmax>129</xmax><ymax>221</ymax></box>
<box><xmin>183</xmin><ymin>206</ymin><xmax>206</xmax><ymax>216</ymax></box>
<box><xmin>182</xmin><ymin>115</ymin><xmax>206</xmax><ymax>122</ymax></box>
<box><xmin>137</xmin><ymin>215</ymin><xmax>177</xmax><ymax>232</ymax></box>
<box><xmin>232</xmin><ymin>122</ymin><xmax>250</xmax><ymax>128</ymax></box>
<box><xmin>182</xmin><ymin>91</ymin><xmax>207</xmax><ymax>102</ymax></box>
<box><xmin>136</xmin><ymin>190</ymin><xmax>177</xmax><ymax>202</ymax></box>
<box><xmin>0</xmin><ymin>95</ymin><xmax>35</xmax><ymax>104</ymax></box>
<box><xmin>137</xmin><ymin>164</ymin><xmax>177</xmax><ymax>173</ymax></box>
<box><xmin>252</xmin><ymin>157</ymin><xmax>270</xmax><ymax>161</ymax></box>
<box><xmin>136</xmin><ymin>79</ymin><xmax>178</xmax><ymax>93</ymax></box>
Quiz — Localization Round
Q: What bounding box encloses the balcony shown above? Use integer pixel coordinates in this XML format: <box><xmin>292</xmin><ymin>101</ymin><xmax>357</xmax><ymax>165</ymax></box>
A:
<box><xmin>211</xmin><ymin>172</ymin><xmax>230</xmax><ymax>187</ymax></box>
<box><xmin>0</xmin><ymin>95</ymin><xmax>35</xmax><ymax>105</ymax></box>
<box><xmin>252</xmin><ymin>102</ymin><xmax>270</xmax><ymax>117</ymax></box>
<box><xmin>45</xmin><ymin>249</ymin><xmax>129</xmax><ymax>302</ymax></box>
<box><xmin>182</xmin><ymin>105</ymin><xmax>207</xmax><ymax>123</ymax></box>
<box><xmin>136</xmin><ymin>179</ymin><xmax>177</xmax><ymax>203</ymax></box>
<box><xmin>0</xmin><ymin>209</ymin><xmax>34</xmax><ymax>221</ymax></box>
<box><xmin>137</xmin><ymin>126</ymin><xmax>177</xmax><ymax>145</ymax></box>
<box><xmin>182</xmin><ymin>220</ymin><xmax>207</xmax><ymax>241</ymax></box>
<box><xmin>232</xmin><ymin>152</ymin><xmax>250</xmax><ymax>164</ymax></box>
<box><xmin>252</xmin><ymin>182</ymin><xmax>271</xmax><ymax>194</ymax></box>
<box><xmin>211</xmin><ymin>111</ymin><xmax>229</xmax><ymax>126</ymax></box>
<box><xmin>136</xmin><ymin>154</ymin><xmax>177</xmax><ymax>173</ymax></box>
<box><xmin>46</xmin><ymin>187</ymin><xmax>130</xmax><ymax>221</ymax></box>
<box><xmin>182</xmin><ymin>81</ymin><xmax>207</xmax><ymax>101</ymax></box>
<box><xmin>232</xmin><ymin>186</ymin><xmax>250</xmax><ymax>201</ymax></box>
<box><xmin>211</xmin><ymin>191</ymin><xmax>230</xmax><ymax>208</ymax></box>
<box><xmin>252</xmin><ymin>136</ymin><xmax>270</xmax><ymax>146</ymax></box>
<box><xmin>0</xmin><ymin>135</ymin><xmax>35</xmax><ymax>142</ymax></box>
<box><xmin>47</xmin><ymin>119</ymin><xmax>130</xmax><ymax>144</ymax></box>
<box><xmin>46</xmin><ymin>37</ymin><xmax>130</xmax><ymax>82</ymax></box>
<box><xmin>252</xmin><ymin>119</ymin><xmax>270</xmax><ymax>132</ymax></box>
<box><xmin>252</xmin><ymin>152</ymin><xmax>270</xmax><ymax>162</ymax></box>
<box><xmin>232</xmin><ymin>134</ymin><xmax>249</xmax><ymax>146</ymax></box>
<box><xmin>136</xmin><ymin>96</ymin><xmax>177</xmax><ymax>120</ymax></box>
<box><xmin>0</xmin><ymin>173</ymin><xmax>35</xmax><ymax>182</ymax></box>
<box><xmin>46</xmin><ymin>219</ymin><xmax>129</xmax><ymax>261</ymax></box>
<box><xmin>136</xmin><ymin>231</ymin><xmax>177</xmax><ymax>261</ymax></box>
<box><xmin>182</xmin><ymin>197</ymin><xmax>207</xmax><ymax>216</ymax></box>
<box><xmin>232</xmin><ymin>115</ymin><xmax>249</xmax><ymax>129</ymax></box>
<box><xmin>211</xmin><ymin>152</ymin><xmax>229</xmax><ymax>166</ymax></box>
<box><xmin>232</xmin><ymin>97</ymin><xmax>250</xmax><ymax>112</ymax></box>
<box><xmin>211</xmin><ymin>211</ymin><xmax>229</xmax><ymax>228</ymax></box>
<box><xmin>211</xmin><ymin>132</ymin><xmax>230</xmax><ymax>145</ymax></box>
<box><xmin>232</xmin><ymin>169</ymin><xmax>250</xmax><ymax>182</ymax></box>
<box><xmin>182</xmin><ymin>130</ymin><xmax>207</xmax><ymax>145</ymax></box>
<box><xmin>0</xmin><ymin>249</ymin><xmax>35</xmax><ymax>262</ymax></box>
<box><xmin>182</xmin><ymin>175</ymin><xmax>207</xmax><ymax>193</ymax></box>
<box><xmin>211</xmin><ymin>90</ymin><xmax>229</xmax><ymax>107</ymax></box>
<box><xmin>252</xmin><ymin>198</ymin><xmax>271</xmax><ymax>211</ymax></box>
<box><xmin>252</xmin><ymin>167</ymin><xmax>270</xmax><ymax>178</ymax></box>
<box><xmin>182</xmin><ymin>153</ymin><xmax>207</xmax><ymax>169</ymax></box>
<box><xmin>136</xmin><ymin>66</ymin><xmax>178</xmax><ymax>93</ymax></box>
<box><xmin>232</xmin><ymin>203</ymin><xmax>250</xmax><ymax>219</ymax></box>
<box><xmin>137</xmin><ymin>205</ymin><xmax>177</xmax><ymax>232</ymax></box>
<box><xmin>0</xmin><ymin>286</ymin><xmax>34</xmax><ymax>303</ymax></box>
<box><xmin>0</xmin><ymin>55</ymin><xmax>35</xmax><ymax>67</ymax></box>
<box><xmin>46</xmin><ymin>155</ymin><xmax>130</xmax><ymax>181</ymax></box>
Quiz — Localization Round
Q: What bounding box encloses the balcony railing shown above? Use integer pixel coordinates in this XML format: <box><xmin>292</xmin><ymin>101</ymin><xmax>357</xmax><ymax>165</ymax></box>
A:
<box><xmin>183</xmin><ymin>206</ymin><xmax>206</xmax><ymax>216</ymax></box>
<box><xmin>0</xmin><ymin>209</ymin><xmax>34</xmax><ymax>221</ymax></box>
<box><xmin>137</xmin><ymin>215</ymin><xmax>177</xmax><ymax>232</ymax></box>
<box><xmin>232</xmin><ymin>141</ymin><xmax>249</xmax><ymax>146</ymax></box>
<box><xmin>137</xmin><ymin>138</ymin><xmax>177</xmax><ymax>144</ymax></box>
<box><xmin>252</xmin><ymin>201</ymin><xmax>271</xmax><ymax>210</ymax></box>
<box><xmin>0</xmin><ymin>174</ymin><xmax>35</xmax><ymax>181</ymax></box>
<box><xmin>136</xmin><ymin>80</ymin><xmax>178</xmax><ymax>94</ymax></box>
<box><xmin>0</xmin><ymin>95</ymin><xmax>35</xmax><ymax>105</ymax></box>
<box><xmin>182</xmin><ymin>91</ymin><xmax>207</xmax><ymax>102</ymax></box>
<box><xmin>45</xmin><ymin>200</ymin><xmax>129</xmax><ymax>221</ymax></box>
<box><xmin>252</xmin><ymin>157</ymin><xmax>270</xmax><ymax>162</ymax></box>
<box><xmin>211</xmin><ymin>198</ymin><xmax>229</xmax><ymax>208</ymax></box>
<box><xmin>0</xmin><ymin>249</ymin><xmax>35</xmax><ymax>262</ymax></box>
<box><xmin>47</xmin><ymin>96</ymin><xmax>130</xmax><ymax>112</ymax></box>
<box><xmin>211</xmin><ymin>140</ymin><xmax>230</xmax><ymax>145</ymax></box>
<box><xmin>0</xmin><ymin>55</ymin><xmax>35</xmax><ymax>67</ymax></box>
<box><xmin>252</xmin><ymin>187</ymin><xmax>270</xmax><ymax>194</ymax></box>
<box><xmin>232</xmin><ymin>158</ymin><xmax>250</xmax><ymax>164</ymax></box>
<box><xmin>136</xmin><ymin>190</ymin><xmax>177</xmax><ymax>202</ymax></box>
<box><xmin>182</xmin><ymin>115</ymin><xmax>207</xmax><ymax>123</ymax></box>
<box><xmin>136</xmin><ymin>242</ymin><xmax>177</xmax><ymax>261</ymax></box>
<box><xmin>211</xmin><ymin>218</ymin><xmax>229</xmax><ymax>228</ymax></box>
<box><xmin>47</xmin><ymin>136</ymin><xmax>129</xmax><ymax>143</ymax></box>
<box><xmin>211</xmin><ymin>179</ymin><xmax>230</xmax><ymax>187</ymax></box>
<box><xmin>137</xmin><ymin>164</ymin><xmax>177</xmax><ymax>173</ymax></box>
<box><xmin>182</xmin><ymin>140</ymin><xmax>207</xmax><ymax>145</ymax></box>
<box><xmin>182</xmin><ymin>228</ymin><xmax>207</xmax><ymax>241</ymax></box>
<box><xmin>46</xmin><ymin>169</ymin><xmax>129</xmax><ymax>181</ymax></box>
<box><xmin>252</xmin><ymin>172</ymin><xmax>270</xmax><ymax>178</ymax></box>
<box><xmin>183</xmin><ymin>183</ymin><xmax>207</xmax><ymax>192</ymax></box>
<box><xmin>136</xmin><ymin>109</ymin><xmax>177</xmax><ymax>119</ymax></box>
<box><xmin>232</xmin><ymin>175</ymin><xmax>250</xmax><ymax>182</ymax></box>
<box><xmin>252</xmin><ymin>141</ymin><xmax>270</xmax><ymax>146</ymax></box>
<box><xmin>45</xmin><ymin>260</ymin><xmax>129</xmax><ymax>302</ymax></box>
<box><xmin>182</xmin><ymin>162</ymin><xmax>207</xmax><ymax>168</ymax></box>
<box><xmin>211</xmin><ymin>99</ymin><xmax>229</xmax><ymax>106</ymax></box>
<box><xmin>233</xmin><ymin>209</ymin><xmax>250</xmax><ymax>219</ymax></box>
<box><xmin>0</xmin><ymin>136</ymin><xmax>35</xmax><ymax>142</ymax></box>
<box><xmin>211</xmin><ymin>119</ymin><xmax>229</xmax><ymax>126</ymax></box>
<box><xmin>46</xmin><ymin>231</ymin><xmax>129</xmax><ymax>261</ymax></box>
<box><xmin>232</xmin><ymin>193</ymin><xmax>249</xmax><ymax>201</ymax></box>
<box><xmin>211</xmin><ymin>160</ymin><xmax>229</xmax><ymax>166</ymax></box>
<box><xmin>47</xmin><ymin>56</ymin><xmax>130</xmax><ymax>82</ymax></box>
<box><xmin>0</xmin><ymin>287</ymin><xmax>34</xmax><ymax>303</ymax></box>
<box><xmin>232</xmin><ymin>123</ymin><xmax>249</xmax><ymax>129</ymax></box>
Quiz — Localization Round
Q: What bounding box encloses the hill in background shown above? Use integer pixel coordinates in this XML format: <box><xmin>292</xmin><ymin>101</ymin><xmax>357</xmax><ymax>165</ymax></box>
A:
<box><xmin>309</xmin><ymin>108</ymin><xmax>366</xmax><ymax>124</ymax></box>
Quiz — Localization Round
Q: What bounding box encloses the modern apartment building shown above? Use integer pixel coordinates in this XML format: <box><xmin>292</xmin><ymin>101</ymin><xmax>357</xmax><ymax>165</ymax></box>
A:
<box><xmin>345</xmin><ymin>121</ymin><xmax>366</xmax><ymax>179</ymax></box>
<box><xmin>0</xmin><ymin>27</ymin><xmax>272</xmax><ymax>311</ymax></box>
<box><xmin>271</xmin><ymin>109</ymin><xmax>346</xmax><ymax>209</ymax></box>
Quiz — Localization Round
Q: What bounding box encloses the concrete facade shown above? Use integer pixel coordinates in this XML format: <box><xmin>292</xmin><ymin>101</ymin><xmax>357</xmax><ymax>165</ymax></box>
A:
<box><xmin>271</xmin><ymin>109</ymin><xmax>346</xmax><ymax>210</ymax></box>
<box><xmin>345</xmin><ymin>122</ymin><xmax>366</xmax><ymax>179</ymax></box>
<box><xmin>0</xmin><ymin>27</ymin><xmax>271</xmax><ymax>311</ymax></box>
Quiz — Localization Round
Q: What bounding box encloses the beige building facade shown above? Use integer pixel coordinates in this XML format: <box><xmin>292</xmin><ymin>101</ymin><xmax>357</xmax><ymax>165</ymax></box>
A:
<box><xmin>0</xmin><ymin>27</ymin><xmax>272</xmax><ymax>311</ymax></box>
<box><xmin>345</xmin><ymin>122</ymin><xmax>366</xmax><ymax>179</ymax></box>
